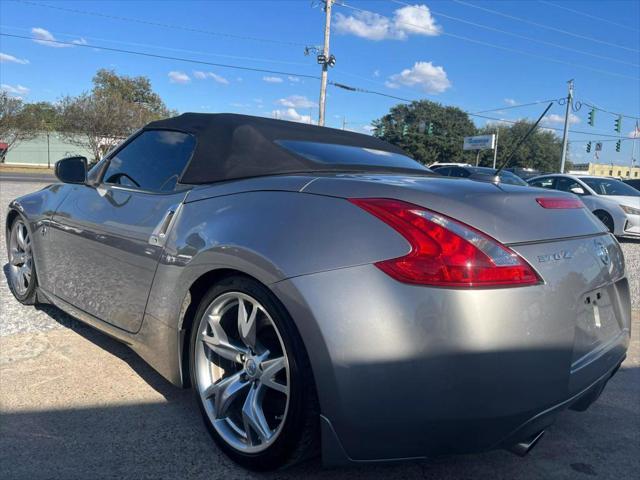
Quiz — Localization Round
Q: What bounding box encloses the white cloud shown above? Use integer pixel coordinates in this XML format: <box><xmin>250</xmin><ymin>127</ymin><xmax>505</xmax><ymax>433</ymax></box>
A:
<box><xmin>393</xmin><ymin>4</ymin><xmax>442</xmax><ymax>36</ymax></box>
<box><xmin>288</xmin><ymin>76</ymin><xmax>300</xmax><ymax>83</ymax></box>
<box><xmin>168</xmin><ymin>71</ymin><xmax>191</xmax><ymax>84</ymax></box>
<box><xmin>504</xmin><ymin>98</ymin><xmax>518</xmax><ymax>106</ymax></box>
<box><xmin>193</xmin><ymin>71</ymin><xmax>229</xmax><ymax>84</ymax></box>
<box><xmin>31</xmin><ymin>27</ymin><xmax>83</xmax><ymax>48</ymax></box>
<box><xmin>334</xmin><ymin>4</ymin><xmax>441</xmax><ymax>41</ymax></box>
<box><xmin>385</xmin><ymin>61</ymin><xmax>451</xmax><ymax>94</ymax></box>
<box><xmin>276</xmin><ymin>95</ymin><xmax>317</xmax><ymax>109</ymax></box>
<box><xmin>0</xmin><ymin>53</ymin><xmax>29</xmax><ymax>65</ymax></box>
<box><xmin>272</xmin><ymin>107</ymin><xmax>313</xmax><ymax>124</ymax></box>
<box><xmin>373</xmin><ymin>69</ymin><xmax>380</xmax><ymax>77</ymax></box>
<box><xmin>263</xmin><ymin>76</ymin><xmax>284</xmax><ymax>83</ymax></box>
<box><xmin>1</xmin><ymin>84</ymin><xmax>30</xmax><ymax>96</ymax></box>
<box><xmin>542</xmin><ymin>113</ymin><xmax>580</xmax><ymax>125</ymax></box>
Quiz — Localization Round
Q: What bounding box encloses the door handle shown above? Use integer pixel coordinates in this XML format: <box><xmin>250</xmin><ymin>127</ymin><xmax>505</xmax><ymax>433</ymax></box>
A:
<box><xmin>149</xmin><ymin>206</ymin><xmax>179</xmax><ymax>246</ymax></box>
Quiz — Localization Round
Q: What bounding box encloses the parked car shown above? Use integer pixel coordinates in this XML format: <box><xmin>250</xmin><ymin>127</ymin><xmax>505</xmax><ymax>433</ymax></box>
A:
<box><xmin>432</xmin><ymin>164</ymin><xmax>528</xmax><ymax>186</ymax></box>
<box><xmin>528</xmin><ymin>174</ymin><xmax>640</xmax><ymax>238</ymax></box>
<box><xmin>6</xmin><ymin>114</ymin><xmax>630</xmax><ymax>471</ymax></box>
<box><xmin>505</xmin><ymin>167</ymin><xmax>543</xmax><ymax>180</ymax></box>
<box><xmin>623</xmin><ymin>178</ymin><xmax>640</xmax><ymax>191</ymax></box>
<box><xmin>427</xmin><ymin>161</ymin><xmax>472</xmax><ymax>168</ymax></box>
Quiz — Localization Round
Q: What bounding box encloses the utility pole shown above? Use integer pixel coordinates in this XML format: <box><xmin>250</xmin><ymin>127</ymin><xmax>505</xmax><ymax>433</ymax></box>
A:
<box><xmin>342</xmin><ymin>116</ymin><xmax>346</xmax><ymax>130</ymax></box>
<box><xmin>46</xmin><ymin>131</ymin><xmax>51</xmax><ymax>169</ymax></box>
<box><xmin>318</xmin><ymin>0</ymin><xmax>333</xmax><ymax>126</ymax></box>
<box><xmin>559</xmin><ymin>79</ymin><xmax>574</xmax><ymax>173</ymax></box>
<box><xmin>492</xmin><ymin>128</ymin><xmax>499</xmax><ymax>169</ymax></box>
<box><xmin>631</xmin><ymin>121</ymin><xmax>639</xmax><ymax>169</ymax></box>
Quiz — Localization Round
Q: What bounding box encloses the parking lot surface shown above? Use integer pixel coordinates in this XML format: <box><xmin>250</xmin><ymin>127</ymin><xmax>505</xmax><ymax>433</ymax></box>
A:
<box><xmin>1</xmin><ymin>180</ymin><xmax>638</xmax><ymax>480</ymax></box>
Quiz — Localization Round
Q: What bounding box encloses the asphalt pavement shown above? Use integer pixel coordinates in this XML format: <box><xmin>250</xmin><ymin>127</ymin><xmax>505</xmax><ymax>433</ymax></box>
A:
<box><xmin>1</xmin><ymin>179</ymin><xmax>638</xmax><ymax>480</ymax></box>
<box><xmin>0</xmin><ymin>171</ymin><xmax>56</xmax><ymax>183</ymax></box>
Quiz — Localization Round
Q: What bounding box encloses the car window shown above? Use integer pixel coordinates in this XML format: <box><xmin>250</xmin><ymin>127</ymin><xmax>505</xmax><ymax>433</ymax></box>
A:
<box><xmin>450</xmin><ymin>167</ymin><xmax>471</xmax><ymax>178</ymax></box>
<box><xmin>528</xmin><ymin>177</ymin><xmax>555</xmax><ymax>189</ymax></box>
<box><xmin>433</xmin><ymin>167</ymin><xmax>451</xmax><ymax>176</ymax></box>
<box><xmin>275</xmin><ymin>140</ymin><xmax>428</xmax><ymax>171</ymax></box>
<box><xmin>103</xmin><ymin>130</ymin><xmax>196</xmax><ymax>192</ymax></box>
<box><xmin>579</xmin><ymin>177</ymin><xmax>640</xmax><ymax>197</ymax></box>
<box><xmin>555</xmin><ymin>177</ymin><xmax>586</xmax><ymax>194</ymax></box>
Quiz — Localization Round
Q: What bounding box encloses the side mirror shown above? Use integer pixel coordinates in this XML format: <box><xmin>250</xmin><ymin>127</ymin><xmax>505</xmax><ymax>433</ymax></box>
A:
<box><xmin>570</xmin><ymin>186</ymin><xmax>585</xmax><ymax>195</ymax></box>
<box><xmin>55</xmin><ymin>156</ymin><xmax>88</xmax><ymax>184</ymax></box>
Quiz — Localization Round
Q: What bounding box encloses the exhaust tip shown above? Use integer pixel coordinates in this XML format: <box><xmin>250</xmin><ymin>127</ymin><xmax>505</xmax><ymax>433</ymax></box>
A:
<box><xmin>507</xmin><ymin>430</ymin><xmax>546</xmax><ymax>457</ymax></box>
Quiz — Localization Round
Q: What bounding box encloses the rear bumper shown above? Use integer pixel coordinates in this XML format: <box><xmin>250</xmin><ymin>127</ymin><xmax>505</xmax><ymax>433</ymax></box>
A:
<box><xmin>272</xmin><ymin>261</ymin><xmax>631</xmax><ymax>465</ymax></box>
<box><xmin>320</xmin><ymin>354</ymin><xmax>625</xmax><ymax>465</ymax></box>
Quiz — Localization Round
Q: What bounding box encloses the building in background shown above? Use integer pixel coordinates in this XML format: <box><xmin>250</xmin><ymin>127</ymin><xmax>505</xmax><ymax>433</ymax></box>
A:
<box><xmin>1</xmin><ymin>132</ymin><xmax>92</xmax><ymax>167</ymax></box>
<box><xmin>568</xmin><ymin>162</ymin><xmax>640</xmax><ymax>179</ymax></box>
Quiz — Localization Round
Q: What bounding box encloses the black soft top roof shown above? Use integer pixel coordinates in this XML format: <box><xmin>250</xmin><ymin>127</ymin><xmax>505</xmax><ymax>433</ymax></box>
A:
<box><xmin>144</xmin><ymin>113</ymin><xmax>418</xmax><ymax>184</ymax></box>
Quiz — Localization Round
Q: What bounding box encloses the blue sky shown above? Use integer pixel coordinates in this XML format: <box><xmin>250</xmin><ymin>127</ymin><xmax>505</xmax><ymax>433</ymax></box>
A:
<box><xmin>1</xmin><ymin>0</ymin><xmax>639</xmax><ymax>166</ymax></box>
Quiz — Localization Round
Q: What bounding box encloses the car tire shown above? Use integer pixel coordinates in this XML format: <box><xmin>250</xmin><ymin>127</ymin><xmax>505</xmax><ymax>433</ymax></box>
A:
<box><xmin>189</xmin><ymin>275</ymin><xmax>319</xmax><ymax>471</ymax></box>
<box><xmin>6</xmin><ymin>214</ymin><xmax>38</xmax><ymax>305</ymax></box>
<box><xmin>593</xmin><ymin>210</ymin><xmax>614</xmax><ymax>233</ymax></box>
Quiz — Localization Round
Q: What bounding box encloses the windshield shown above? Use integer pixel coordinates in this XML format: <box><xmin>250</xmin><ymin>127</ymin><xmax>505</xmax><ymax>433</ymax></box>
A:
<box><xmin>579</xmin><ymin>177</ymin><xmax>640</xmax><ymax>196</ymax></box>
<box><xmin>276</xmin><ymin>140</ymin><xmax>429</xmax><ymax>172</ymax></box>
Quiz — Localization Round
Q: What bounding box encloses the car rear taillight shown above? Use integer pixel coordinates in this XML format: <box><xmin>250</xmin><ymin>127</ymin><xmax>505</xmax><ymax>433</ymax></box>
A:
<box><xmin>349</xmin><ymin>198</ymin><xmax>541</xmax><ymax>288</ymax></box>
<box><xmin>536</xmin><ymin>197</ymin><xmax>583</xmax><ymax>209</ymax></box>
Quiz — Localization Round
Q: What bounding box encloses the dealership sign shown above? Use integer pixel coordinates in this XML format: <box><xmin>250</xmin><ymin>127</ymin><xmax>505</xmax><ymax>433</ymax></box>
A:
<box><xmin>463</xmin><ymin>134</ymin><xmax>496</xmax><ymax>151</ymax></box>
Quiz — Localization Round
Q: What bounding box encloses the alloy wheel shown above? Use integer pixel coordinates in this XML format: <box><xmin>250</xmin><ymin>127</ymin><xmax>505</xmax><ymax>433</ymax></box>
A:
<box><xmin>8</xmin><ymin>220</ymin><xmax>33</xmax><ymax>296</ymax></box>
<box><xmin>195</xmin><ymin>292</ymin><xmax>290</xmax><ymax>453</ymax></box>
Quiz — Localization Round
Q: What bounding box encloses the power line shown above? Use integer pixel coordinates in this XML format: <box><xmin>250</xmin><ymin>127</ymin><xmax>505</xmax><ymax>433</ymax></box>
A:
<box><xmin>15</xmin><ymin>0</ymin><xmax>312</xmax><ymax>48</ymax></box>
<box><xmin>579</xmin><ymin>100</ymin><xmax>640</xmax><ymax>121</ymax></box>
<box><xmin>452</xmin><ymin>0</ymin><xmax>639</xmax><ymax>54</ymax></box>
<box><xmin>537</xmin><ymin>0</ymin><xmax>640</xmax><ymax>33</ymax></box>
<box><xmin>391</xmin><ymin>0</ymin><xmax>639</xmax><ymax>68</ymax></box>
<box><xmin>0</xmin><ymin>25</ymin><xmax>312</xmax><ymax>68</ymax></box>
<box><xmin>472</xmin><ymin>99</ymin><xmax>562</xmax><ymax>114</ymax></box>
<box><xmin>0</xmin><ymin>32</ymin><xmax>321</xmax><ymax>80</ymax></box>
<box><xmin>336</xmin><ymin>2</ymin><xmax>639</xmax><ymax>80</ymax></box>
<box><xmin>330</xmin><ymin>81</ymin><xmax>632</xmax><ymax>139</ymax></box>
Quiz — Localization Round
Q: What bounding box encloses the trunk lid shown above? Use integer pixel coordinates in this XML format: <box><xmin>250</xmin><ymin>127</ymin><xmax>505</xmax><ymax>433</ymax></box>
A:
<box><xmin>303</xmin><ymin>173</ymin><xmax>608</xmax><ymax>244</ymax></box>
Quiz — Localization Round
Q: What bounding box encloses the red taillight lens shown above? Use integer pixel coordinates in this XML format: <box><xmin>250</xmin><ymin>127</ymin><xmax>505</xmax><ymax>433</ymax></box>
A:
<box><xmin>349</xmin><ymin>198</ymin><xmax>540</xmax><ymax>288</ymax></box>
<box><xmin>536</xmin><ymin>197</ymin><xmax>583</xmax><ymax>209</ymax></box>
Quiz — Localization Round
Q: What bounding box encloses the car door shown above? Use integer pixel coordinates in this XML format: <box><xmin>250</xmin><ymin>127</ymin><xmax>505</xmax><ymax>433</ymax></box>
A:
<box><xmin>47</xmin><ymin>129</ymin><xmax>196</xmax><ymax>333</ymax></box>
<box><xmin>554</xmin><ymin>177</ymin><xmax>601</xmax><ymax>211</ymax></box>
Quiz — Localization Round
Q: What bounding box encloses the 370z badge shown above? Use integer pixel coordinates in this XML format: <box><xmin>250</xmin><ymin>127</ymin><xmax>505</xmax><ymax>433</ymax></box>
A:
<box><xmin>537</xmin><ymin>250</ymin><xmax>573</xmax><ymax>263</ymax></box>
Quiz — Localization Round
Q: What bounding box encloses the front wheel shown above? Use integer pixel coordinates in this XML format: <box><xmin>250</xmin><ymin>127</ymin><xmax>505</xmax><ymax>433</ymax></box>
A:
<box><xmin>594</xmin><ymin>210</ymin><xmax>614</xmax><ymax>233</ymax></box>
<box><xmin>7</xmin><ymin>216</ymin><xmax>38</xmax><ymax>304</ymax></box>
<box><xmin>190</xmin><ymin>276</ymin><xmax>318</xmax><ymax>471</ymax></box>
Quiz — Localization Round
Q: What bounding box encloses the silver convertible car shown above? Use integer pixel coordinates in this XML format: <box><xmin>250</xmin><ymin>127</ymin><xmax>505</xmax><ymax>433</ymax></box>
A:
<box><xmin>6</xmin><ymin>114</ymin><xmax>631</xmax><ymax>470</ymax></box>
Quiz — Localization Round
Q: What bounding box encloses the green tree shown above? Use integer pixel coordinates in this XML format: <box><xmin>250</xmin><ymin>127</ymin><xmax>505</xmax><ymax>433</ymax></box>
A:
<box><xmin>92</xmin><ymin>69</ymin><xmax>170</xmax><ymax>117</ymax></box>
<box><xmin>0</xmin><ymin>92</ymin><xmax>40</xmax><ymax>160</ymax></box>
<box><xmin>20</xmin><ymin>101</ymin><xmax>61</xmax><ymax>132</ymax></box>
<box><xmin>477</xmin><ymin>121</ymin><xmax>563</xmax><ymax>172</ymax></box>
<box><xmin>373</xmin><ymin>100</ymin><xmax>477</xmax><ymax>165</ymax></box>
<box><xmin>59</xmin><ymin>69</ymin><xmax>175</xmax><ymax>161</ymax></box>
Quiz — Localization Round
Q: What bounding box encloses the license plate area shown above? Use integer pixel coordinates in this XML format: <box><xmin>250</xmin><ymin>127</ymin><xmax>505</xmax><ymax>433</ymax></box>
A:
<box><xmin>572</xmin><ymin>286</ymin><xmax>622</xmax><ymax>369</ymax></box>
